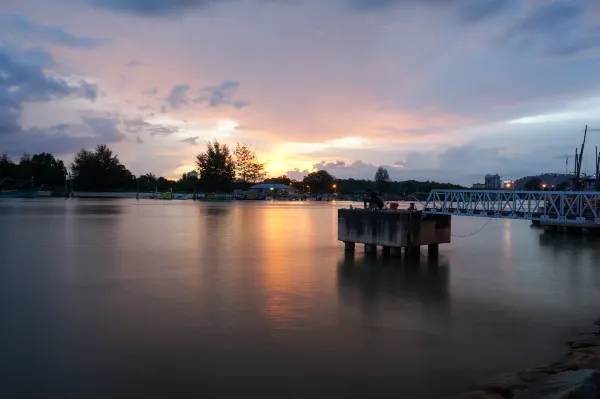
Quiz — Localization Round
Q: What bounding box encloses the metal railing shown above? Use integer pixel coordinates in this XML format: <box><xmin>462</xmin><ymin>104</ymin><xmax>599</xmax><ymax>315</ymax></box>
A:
<box><xmin>422</xmin><ymin>190</ymin><xmax>600</xmax><ymax>225</ymax></box>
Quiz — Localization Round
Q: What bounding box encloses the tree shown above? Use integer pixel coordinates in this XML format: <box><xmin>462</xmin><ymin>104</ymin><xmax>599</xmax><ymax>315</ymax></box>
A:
<box><xmin>264</xmin><ymin>175</ymin><xmax>291</xmax><ymax>186</ymax></box>
<box><xmin>374</xmin><ymin>167</ymin><xmax>391</xmax><ymax>193</ymax></box>
<box><xmin>196</xmin><ymin>140</ymin><xmax>235</xmax><ymax>192</ymax></box>
<box><xmin>303</xmin><ymin>170</ymin><xmax>335</xmax><ymax>193</ymax></box>
<box><xmin>524</xmin><ymin>177</ymin><xmax>542</xmax><ymax>191</ymax></box>
<box><xmin>0</xmin><ymin>154</ymin><xmax>19</xmax><ymax>182</ymax></box>
<box><xmin>71</xmin><ymin>145</ymin><xmax>134</xmax><ymax>191</ymax></box>
<box><xmin>233</xmin><ymin>143</ymin><xmax>266</xmax><ymax>183</ymax></box>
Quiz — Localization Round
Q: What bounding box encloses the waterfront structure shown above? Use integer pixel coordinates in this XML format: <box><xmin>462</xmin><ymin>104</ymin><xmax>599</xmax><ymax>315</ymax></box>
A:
<box><xmin>472</xmin><ymin>183</ymin><xmax>485</xmax><ymax>189</ymax></box>
<box><xmin>248</xmin><ymin>183</ymin><xmax>297</xmax><ymax>194</ymax></box>
<box><xmin>338</xmin><ymin>209</ymin><xmax>451</xmax><ymax>256</ymax></box>
<box><xmin>423</xmin><ymin>189</ymin><xmax>600</xmax><ymax>228</ymax></box>
<box><xmin>485</xmin><ymin>174</ymin><xmax>501</xmax><ymax>189</ymax></box>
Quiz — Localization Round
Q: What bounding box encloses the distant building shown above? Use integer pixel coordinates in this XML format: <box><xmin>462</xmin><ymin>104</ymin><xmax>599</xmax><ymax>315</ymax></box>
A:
<box><xmin>472</xmin><ymin>183</ymin><xmax>485</xmax><ymax>189</ymax></box>
<box><xmin>485</xmin><ymin>174</ymin><xmax>501</xmax><ymax>189</ymax></box>
<box><xmin>249</xmin><ymin>183</ymin><xmax>298</xmax><ymax>194</ymax></box>
<box><xmin>186</xmin><ymin>171</ymin><xmax>198</xmax><ymax>179</ymax></box>
<box><xmin>503</xmin><ymin>180</ymin><xmax>515</xmax><ymax>189</ymax></box>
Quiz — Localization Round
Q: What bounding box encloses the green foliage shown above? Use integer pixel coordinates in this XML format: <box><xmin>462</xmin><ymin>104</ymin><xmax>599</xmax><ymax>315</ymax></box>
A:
<box><xmin>233</xmin><ymin>143</ymin><xmax>266</xmax><ymax>183</ymax></box>
<box><xmin>303</xmin><ymin>170</ymin><xmax>335</xmax><ymax>193</ymax></box>
<box><xmin>196</xmin><ymin>140</ymin><xmax>235</xmax><ymax>192</ymax></box>
<box><xmin>1</xmin><ymin>152</ymin><xmax>66</xmax><ymax>189</ymax></box>
<box><xmin>264</xmin><ymin>175</ymin><xmax>291</xmax><ymax>186</ymax></box>
<box><xmin>71</xmin><ymin>145</ymin><xmax>135</xmax><ymax>191</ymax></box>
<box><xmin>524</xmin><ymin>177</ymin><xmax>542</xmax><ymax>191</ymax></box>
<box><xmin>374</xmin><ymin>167</ymin><xmax>391</xmax><ymax>193</ymax></box>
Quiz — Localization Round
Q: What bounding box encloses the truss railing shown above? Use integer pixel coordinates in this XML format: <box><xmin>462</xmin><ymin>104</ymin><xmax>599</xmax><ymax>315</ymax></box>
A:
<box><xmin>422</xmin><ymin>190</ymin><xmax>600</xmax><ymax>225</ymax></box>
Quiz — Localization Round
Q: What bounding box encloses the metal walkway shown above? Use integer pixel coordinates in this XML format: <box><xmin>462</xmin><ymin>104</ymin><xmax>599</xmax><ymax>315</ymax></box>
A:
<box><xmin>422</xmin><ymin>190</ymin><xmax>600</xmax><ymax>225</ymax></box>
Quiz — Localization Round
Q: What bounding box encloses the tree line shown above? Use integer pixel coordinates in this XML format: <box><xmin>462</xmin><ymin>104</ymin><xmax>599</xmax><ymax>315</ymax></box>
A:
<box><xmin>1</xmin><ymin>140</ymin><xmax>463</xmax><ymax>194</ymax></box>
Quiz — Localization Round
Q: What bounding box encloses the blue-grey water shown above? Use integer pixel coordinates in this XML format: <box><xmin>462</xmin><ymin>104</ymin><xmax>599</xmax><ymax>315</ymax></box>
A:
<box><xmin>2</xmin><ymin>199</ymin><xmax>600</xmax><ymax>398</ymax></box>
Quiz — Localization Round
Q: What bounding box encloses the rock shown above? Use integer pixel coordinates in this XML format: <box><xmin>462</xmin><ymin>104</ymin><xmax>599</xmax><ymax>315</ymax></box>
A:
<box><xmin>569</xmin><ymin>336</ymin><xmax>600</xmax><ymax>349</ymax></box>
<box><xmin>556</xmin><ymin>348</ymin><xmax>600</xmax><ymax>371</ymax></box>
<box><xmin>443</xmin><ymin>391</ymin><xmax>504</xmax><ymax>399</ymax></box>
<box><xmin>576</xmin><ymin>326</ymin><xmax>600</xmax><ymax>336</ymax></box>
<box><xmin>517</xmin><ymin>369</ymin><xmax>554</xmax><ymax>383</ymax></box>
<box><xmin>474</xmin><ymin>372</ymin><xmax>530</xmax><ymax>395</ymax></box>
<box><xmin>513</xmin><ymin>369</ymin><xmax>600</xmax><ymax>399</ymax></box>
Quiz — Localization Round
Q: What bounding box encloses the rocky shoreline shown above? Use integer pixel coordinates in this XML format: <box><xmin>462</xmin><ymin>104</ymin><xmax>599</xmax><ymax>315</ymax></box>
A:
<box><xmin>445</xmin><ymin>319</ymin><xmax>600</xmax><ymax>399</ymax></box>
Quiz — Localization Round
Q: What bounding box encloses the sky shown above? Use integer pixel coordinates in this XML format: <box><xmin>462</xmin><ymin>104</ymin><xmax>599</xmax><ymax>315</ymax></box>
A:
<box><xmin>1</xmin><ymin>0</ymin><xmax>600</xmax><ymax>185</ymax></box>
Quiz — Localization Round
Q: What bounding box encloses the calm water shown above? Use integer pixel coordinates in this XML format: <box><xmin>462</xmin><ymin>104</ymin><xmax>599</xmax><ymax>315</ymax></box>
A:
<box><xmin>2</xmin><ymin>199</ymin><xmax>600</xmax><ymax>398</ymax></box>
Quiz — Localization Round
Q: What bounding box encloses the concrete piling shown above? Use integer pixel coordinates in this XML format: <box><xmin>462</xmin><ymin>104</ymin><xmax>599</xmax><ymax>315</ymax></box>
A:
<box><xmin>364</xmin><ymin>244</ymin><xmax>377</xmax><ymax>254</ymax></box>
<box><xmin>338</xmin><ymin>209</ymin><xmax>451</xmax><ymax>257</ymax></box>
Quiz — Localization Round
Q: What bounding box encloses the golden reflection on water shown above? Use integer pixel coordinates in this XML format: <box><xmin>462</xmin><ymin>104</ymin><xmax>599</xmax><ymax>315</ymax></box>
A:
<box><xmin>259</xmin><ymin>204</ymin><xmax>316</xmax><ymax>335</ymax></box>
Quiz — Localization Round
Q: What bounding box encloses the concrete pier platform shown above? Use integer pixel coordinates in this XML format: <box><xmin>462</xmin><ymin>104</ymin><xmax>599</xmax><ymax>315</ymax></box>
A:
<box><xmin>338</xmin><ymin>209</ymin><xmax>451</xmax><ymax>256</ymax></box>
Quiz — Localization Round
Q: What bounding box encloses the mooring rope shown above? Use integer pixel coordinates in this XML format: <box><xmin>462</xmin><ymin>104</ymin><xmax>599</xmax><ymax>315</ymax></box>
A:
<box><xmin>450</xmin><ymin>218</ymin><xmax>495</xmax><ymax>238</ymax></box>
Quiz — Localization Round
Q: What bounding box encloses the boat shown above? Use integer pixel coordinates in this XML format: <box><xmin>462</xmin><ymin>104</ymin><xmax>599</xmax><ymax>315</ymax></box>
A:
<box><xmin>197</xmin><ymin>193</ymin><xmax>233</xmax><ymax>202</ymax></box>
<box><xmin>0</xmin><ymin>188</ymin><xmax>41</xmax><ymax>198</ymax></box>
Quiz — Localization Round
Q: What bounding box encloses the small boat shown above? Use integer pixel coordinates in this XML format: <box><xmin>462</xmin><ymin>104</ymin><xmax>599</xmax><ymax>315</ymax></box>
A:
<box><xmin>197</xmin><ymin>193</ymin><xmax>232</xmax><ymax>202</ymax></box>
<box><xmin>0</xmin><ymin>188</ymin><xmax>41</xmax><ymax>198</ymax></box>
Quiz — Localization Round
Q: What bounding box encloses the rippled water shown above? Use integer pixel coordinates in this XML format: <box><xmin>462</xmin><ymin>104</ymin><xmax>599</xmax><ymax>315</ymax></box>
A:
<box><xmin>2</xmin><ymin>199</ymin><xmax>600</xmax><ymax>398</ymax></box>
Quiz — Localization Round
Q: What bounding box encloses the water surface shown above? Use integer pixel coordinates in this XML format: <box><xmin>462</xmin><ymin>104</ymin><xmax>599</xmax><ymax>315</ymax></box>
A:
<box><xmin>2</xmin><ymin>199</ymin><xmax>600</xmax><ymax>398</ymax></box>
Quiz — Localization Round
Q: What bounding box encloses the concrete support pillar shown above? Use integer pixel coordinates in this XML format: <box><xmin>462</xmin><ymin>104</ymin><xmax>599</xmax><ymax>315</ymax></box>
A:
<box><xmin>382</xmin><ymin>246</ymin><xmax>391</xmax><ymax>256</ymax></box>
<box><xmin>428</xmin><ymin>244</ymin><xmax>439</xmax><ymax>255</ymax></box>
<box><xmin>405</xmin><ymin>245</ymin><xmax>419</xmax><ymax>257</ymax></box>
<box><xmin>390</xmin><ymin>247</ymin><xmax>402</xmax><ymax>257</ymax></box>
<box><xmin>344</xmin><ymin>241</ymin><xmax>356</xmax><ymax>252</ymax></box>
<box><xmin>364</xmin><ymin>244</ymin><xmax>377</xmax><ymax>254</ymax></box>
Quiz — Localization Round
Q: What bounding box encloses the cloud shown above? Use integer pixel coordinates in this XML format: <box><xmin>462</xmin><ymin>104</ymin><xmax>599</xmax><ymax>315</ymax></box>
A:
<box><xmin>194</xmin><ymin>80</ymin><xmax>247</xmax><ymax>108</ymax></box>
<box><xmin>136</xmin><ymin>136</ymin><xmax>144</xmax><ymax>144</ymax></box>
<box><xmin>0</xmin><ymin>46</ymin><xmax>98</xmax><ymax>137</ymax></box>
<box><xmin>0</xmin><ymin>13</ymin><xmax>107</xmax><ymax>49</ymax></box>
<box><xmin>126</xmin><ymin>59</ymin><xmax>145</xmax><ymax>67</ymax></box>
<box><xmin>495</xmin><ymin>1</ymin><xmax>600</xmax><ymax>57</ymax></box>
<box><xmin>83</xmin><ymin>117</ymin><xmax>126</xmax><ymax>141</ymax></box>
<box><xmin>123</xmin><ymin>117</ymin><xmax>180</xmax><ymax>136</ymax></box>
<box><xmin>285</xmin><ymin>168</ymin><xmax>310</xmax><ymax>181</ymax></box>
<box><xmin>88</xmin><ymin>0</ymin><xmax>220</xmax><ymax>16</ymax></box>
<box><xmin>165</xmin><ymin>84</ymin><xmax>190</xmax><ymax>108</ymax></box>
<box><xmin>179</xmin><ymin>136</ymin><xmax>201</xmax><ymax>145</ymax></box>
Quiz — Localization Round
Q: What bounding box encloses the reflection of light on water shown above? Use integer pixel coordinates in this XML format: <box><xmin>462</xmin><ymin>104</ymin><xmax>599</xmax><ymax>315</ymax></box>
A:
<box><xmin>503</xmin><ymin>219</ymin><xmax>513</xmax><ymax>268</ymax></box>
<box><xmin>259</xmin><ymin>206</ymin><xmax>313</xmax><ymax>336</ymax></box>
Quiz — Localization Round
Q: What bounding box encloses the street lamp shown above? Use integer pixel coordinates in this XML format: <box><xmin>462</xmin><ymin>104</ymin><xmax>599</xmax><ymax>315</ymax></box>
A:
<box><xmin>541</xmin><ymin>183</ymin><xmax>547</xmax><ymax>190</ymax></box>
<box><xmin>332</xmin><ymin>184</ymin><xmax>337</xmax><ymax>194</ymax></box>
<box><xmin>306</xmin><ymin>185</ymin><xmax>310</xmax><ymax>194</ymax></box>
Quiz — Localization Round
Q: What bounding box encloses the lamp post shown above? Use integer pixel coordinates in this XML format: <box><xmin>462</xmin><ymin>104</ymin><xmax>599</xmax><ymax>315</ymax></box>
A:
<box><xmin>306</xmin><ymin>185</ymin><xmax>310</xmax><ymax>194</ymax></box>
<box><xmin>332</xmin><ymin>184</ymin><xmax>337</xmax><ymax>194</ymax></box>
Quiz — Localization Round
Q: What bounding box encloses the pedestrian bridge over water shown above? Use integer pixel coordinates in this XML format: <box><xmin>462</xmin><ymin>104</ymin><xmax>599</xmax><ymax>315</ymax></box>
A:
<box><xmin>421</xmin><ymin>190</ymin><xmax>600</xmax><ymax>227</ymax></box>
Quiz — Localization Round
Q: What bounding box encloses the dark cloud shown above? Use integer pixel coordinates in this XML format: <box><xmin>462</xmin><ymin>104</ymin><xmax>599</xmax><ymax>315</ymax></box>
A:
<box><xmin>126</xmin><ymin>59</ymin><xmax>145</xmax><ymax>67</ymax></box>
<box><xmin>1</xmin><ymin>121</ymin><xmax>126</xmax><ymax>157</ymax></box>
<box><xmin>136</xmin><ymin>136</ymin><xmax>144</xmax><ymax>144</ymax></box>
<box><xmin>88</xmin><ymin>0</ymin><xmax>220</xmax><ymax>16</ymax></box>
<box><xmin>458</xmin><ymin>0</ymin><xmax>518</xmax><ymax>23</ymax></box>
<box><xmin>0</xmin><ymin>13</ymin><xmax>107</xmax><ymax>49</ymax></box>
<box><xmin>494</xmin><ymin>1</ymin><xmax>600</xmax><ymax>57</ymax></box>
<box><xmin>83</xmin><ymin>117</ymin><xmax>126</xmax><ymax>141</ymax></box>
<box><xmin>0</xmin><ymin>46</ymin><xmax>98</xmax><ymax>139</ymax></box>
<box><xmin>194</xmin><ymin>80</ymin><xmax>247</xmax><ymax>108</ymax></box>
<box><xmin>349</xmin><ymin>0</ymin><xmax>517</xmax><ymax>23</ymax></box>
<box><xmin>165</xmin><ymin>84</ymin><xmax>190</xmax><ymax>108</ymax></box>
<box><xmin>123</xmin><ymin>117</ymin><xmax>180</xmax><ymax>136</ymax></box>
<box><xmin>179</xmin><ymin>136</ymin><xmax>201</xmax><ymax>145</ymax></box>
